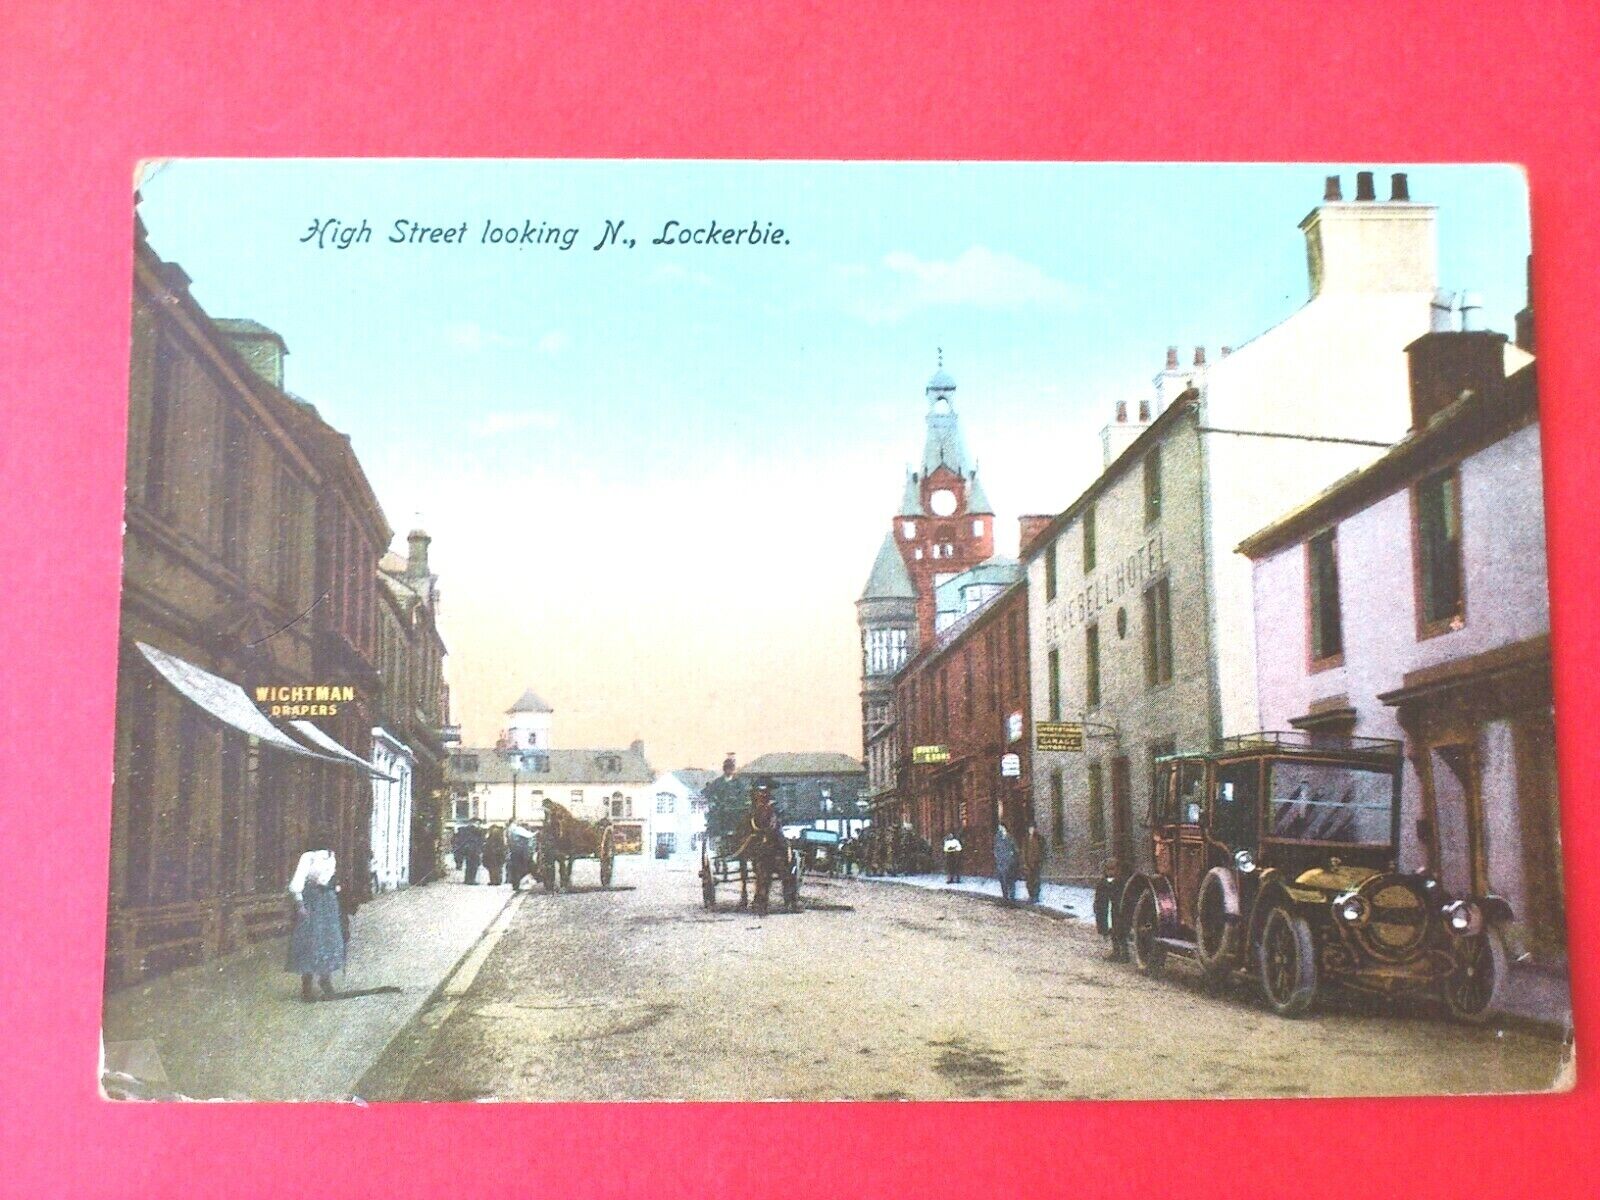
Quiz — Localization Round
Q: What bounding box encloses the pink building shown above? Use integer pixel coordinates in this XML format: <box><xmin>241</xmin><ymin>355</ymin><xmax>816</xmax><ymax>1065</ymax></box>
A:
<box><xmin>1239</xmin><ymin>318</ymin><xmax>1565</xmax><ymax>964</ymax></box>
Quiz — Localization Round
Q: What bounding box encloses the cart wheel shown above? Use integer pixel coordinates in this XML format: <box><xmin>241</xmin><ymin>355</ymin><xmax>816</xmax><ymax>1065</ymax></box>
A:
<box><xmin>1444</xmin><ymin>924</ymin><xmax>1509</xmax><ymax>1024</ymax></box>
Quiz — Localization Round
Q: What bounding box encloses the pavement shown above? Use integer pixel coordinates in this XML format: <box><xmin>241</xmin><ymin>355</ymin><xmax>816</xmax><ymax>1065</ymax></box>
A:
<box><xmin>101</xmin><ymin>877</ymin><xmax>517</xmax><ymax>1101</ymax></box>
<box><xmin>857</xmin><ymin>870</ymin><xmax>1098</xmax><ymax>922</ymax></box>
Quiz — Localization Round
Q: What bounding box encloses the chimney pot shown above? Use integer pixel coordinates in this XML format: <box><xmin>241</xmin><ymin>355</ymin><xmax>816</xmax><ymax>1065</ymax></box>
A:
<box><xmin>1138</xmin><ymin>399</ymin><xmax>1151</xmax><ymax>422</ymax></box>
<box><xmin>1193</xmin><ymin>346</ymin><xmax>1206</xmax><ymax>367</ymax></box>
<box><xmin>1221</xmin><ymin>345</ymin><xmax>1233</xmax><ymax>358</ymax></box>
<box><xmin>1390</xmin><ymin>172</ymin><xmax>1410</xmax><ymax>201</ymax></box>
<box><xmin>1324</xmin><ymin>175</ymin><xmax>1343</xmax><ymax>202</ymax></box>
<box><xmin>1430</xmin><ymin>290</ymin><xmax>1457</xmax><ymax>333</ymax></box>
<box><xmin>1355</xmin><ymin>171</ymin><xmax>1376</xmax><ymax>201</ymax></box>
<box><xmin>1458</xmin><ymin>290</ymin><xmax>1485</xmax><ymax>332</ymax></box>
<box><xmin>1115</xmin><ymin>400</ymin><xmax>1128</xmax><ymax>423</ymax></box>
<box><xmin>1165</xmin><ymin>345</ymin><xmax>1179</xmax><ymax>370</ymax></box>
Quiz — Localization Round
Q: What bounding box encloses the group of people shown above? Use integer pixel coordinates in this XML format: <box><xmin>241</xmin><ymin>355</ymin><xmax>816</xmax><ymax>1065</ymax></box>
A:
<box><xmin>943</xmin><ymin>822</ymin><xmax>1047</xmax><ymax>904</ymax></box>
<box><xmin>847</xmin><ymin>824</ymin><xmax>936</xmax><ymax>876</ymax></box>
<box><xmin>451</xmin><ymin>819</ymin><xmax>538</xmax><ymax>889</ymax></box>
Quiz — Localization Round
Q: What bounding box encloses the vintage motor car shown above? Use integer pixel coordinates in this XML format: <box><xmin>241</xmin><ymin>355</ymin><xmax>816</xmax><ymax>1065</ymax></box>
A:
<box><xmin>1094</xmin><ymin>732</ymin><xmax>1513</xmax><ymax>1021</ymax></box>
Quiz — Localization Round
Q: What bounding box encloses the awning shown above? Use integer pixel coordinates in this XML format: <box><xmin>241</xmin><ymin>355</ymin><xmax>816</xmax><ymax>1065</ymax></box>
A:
<box><xmin>136</xmin><ymin>642</ymin><xmax>343</xmax><ymax>767</ymax></box>
<box><xmin>290</xmin><ymin>719</ymin><xmax>397</xmax><ymax>781</ymax></box>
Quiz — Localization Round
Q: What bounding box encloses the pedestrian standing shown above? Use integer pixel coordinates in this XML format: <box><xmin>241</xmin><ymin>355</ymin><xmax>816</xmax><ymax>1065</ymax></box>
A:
<box><xmin>1021</xmin><ymin>824</ymin><xmax>1047</xmax><ymax>904</ymax></box>
<box><xmin>943</xmin><ymin>829</ymin><xmax>964</xmax><ymax>884</ymax></box>
<box><xmin>506</xmin><ymin>823</ymin><xmax>534</xmax><ymax>890</ymax></box>
<box><xmin>451</xmin><ymin>824</ymin><xmax>466</xmax><ymax>871</ymax></box>
<box><xmin>461</xmin><ymin>820</ymin><xmax>485</xmax><ymax>884</ymax></box>
<box><xmin>484</xmin><ymin>823</ymin><xmax>508</xmax><ymax>886</ymax></box>
<box><xmin>287</xmin><ymin>828</ymin><xmax>345</xmax><ymax>1002</ymax></box>
<box><xmin>994</xmin><ymin>824</ymin><xmax>1020</xmax><ymax>905</ymax></box>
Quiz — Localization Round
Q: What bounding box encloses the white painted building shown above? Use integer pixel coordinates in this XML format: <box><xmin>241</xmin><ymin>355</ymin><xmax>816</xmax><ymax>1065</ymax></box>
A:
<box><xmin>368</xmin><ymin>727</ymin><xmax>415</xmax><ymax>889</ymax></box>
<box><xmin>1023</xmin><ymin>171</ymin><xmax>1529</xmax><ymax>880</ymax></box>
<box><xmin>647</xmin><ymin>769</ymin><xmax>715</xmax><ymax>866</ymax></box>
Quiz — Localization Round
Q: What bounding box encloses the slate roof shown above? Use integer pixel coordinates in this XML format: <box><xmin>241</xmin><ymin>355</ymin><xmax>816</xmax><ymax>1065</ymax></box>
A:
<box><xmin>669</xmin><ymin>767</ymin><xmax>718</xmax><ymax>793</ymax></box>
<box><xmin>966</xmin><ymin>470</ymin><xmax>993</xmax><ymax>514</ymax></box>
<box><xmin>739</xmin><ymin>752</ymin><xmax>866</xmax><ymax>778</ymax></box>
<box><xmin>922</xmin><ymin>403</ymin><xmax>971</xmax><ymax>474</ymax></box>
<box><xmin>860</xmin><ymin>532</ymin><xmax>917</xmax><ymax>601</ymax></box>
<box><xmin>507</xmin><ymin>687</ymin><xmax>553</xmax><ymax>714</ymax></box>
<box><xmin>933</xmin><ymin>555</ymin><xmax>1022</xmax><ymax>615</ymax></box>
<box><xmin>447</xmin><ymin>745</ymin><xmax>655</xmax><ymax>785</ymax></box>
<box><xmin>898</xmin><ymin>472</ymin><xmax>924</xmax><ymax>517</ymax></box>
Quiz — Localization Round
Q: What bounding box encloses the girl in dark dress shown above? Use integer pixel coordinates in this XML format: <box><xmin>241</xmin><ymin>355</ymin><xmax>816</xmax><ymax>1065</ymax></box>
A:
<box><xmin>287</xmin><ymin>830</ymin><xmax>346</xmax><ymax>1002</ymax></box>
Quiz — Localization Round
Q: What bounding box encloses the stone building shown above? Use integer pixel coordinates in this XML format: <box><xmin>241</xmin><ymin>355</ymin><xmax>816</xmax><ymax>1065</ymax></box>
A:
<box><xmin>887</xmin><ymin>557</ymin><xmax>1030</xmax><ymax>869</ymax></box>
<box><xmin>1240</xmin><ymin>309</ymin><xmax>1562</xmax><ymax>961</ymax></box>
<box><xmin>108</xmin><ymin>227</ymin><xmax>385</xmax><ymax>984</ymax></box>
<box><xmin>738</xmin><ymin>753</ymin><xmax>869</xmax><ymax>837</ymax></box>
<box><xmin>859</xmin><ymin>359</ymin><xmax>998</xmax><ymax>820</ymax></box>
<box><xmin>1022</xmin><ymin>171</ymin><xmax>1530</xmax><ymax>881</ymax></box>
<box><xmin>647</xmin><ymin>768</ymin><xmax>715</xmax><ymax>865</ymax></box>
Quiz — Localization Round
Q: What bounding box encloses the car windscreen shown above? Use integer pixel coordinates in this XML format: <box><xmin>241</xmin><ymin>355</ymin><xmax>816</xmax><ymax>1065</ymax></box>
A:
<box><xmin>1266</xmin><ymin>761</ymin><xmax>1394</xmax><ymax>845</ymax></box>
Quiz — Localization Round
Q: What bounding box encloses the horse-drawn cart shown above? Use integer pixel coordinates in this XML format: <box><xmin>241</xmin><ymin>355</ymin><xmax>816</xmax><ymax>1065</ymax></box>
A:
<box><xmin>537</xmin><ymin>798</ymin><xmax>616</xmax><ymax>892</ymax></box>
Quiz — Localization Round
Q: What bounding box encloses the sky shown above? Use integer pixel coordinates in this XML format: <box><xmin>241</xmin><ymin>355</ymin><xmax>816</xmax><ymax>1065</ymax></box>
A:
<box><xmin>135</xmin><ymin>160</ymin><xmax>1531</xmax><ymax>771</ymax></box>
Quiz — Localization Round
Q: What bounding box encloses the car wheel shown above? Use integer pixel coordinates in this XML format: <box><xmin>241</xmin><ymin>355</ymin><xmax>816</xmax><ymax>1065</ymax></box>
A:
<box><xmin>1130</xmin><ymin>887</ymin><xmax>1167</xmax><ymax>976</ymax></box>
<box><xmin>1444</xmin><ymin>924</ymin><xmax>1510</xmax><ymax>1024</ymax></box>
<box><xmin>1256</xmin><ymin>904</ymin><xmax>1318</xmax><ymax>1017</ymax></box>
<box><xmin>1195</xmin><ymin>868</ymin><xmax>1241</xmax><ymax>981</ymax></box>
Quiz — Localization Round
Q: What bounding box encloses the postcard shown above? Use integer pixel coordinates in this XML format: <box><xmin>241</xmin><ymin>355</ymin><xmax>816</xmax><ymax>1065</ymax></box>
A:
<box><xmin>100</xmin><ymin>160</ymin><xmax>1570</xmax><ymax>1101</ymax></box>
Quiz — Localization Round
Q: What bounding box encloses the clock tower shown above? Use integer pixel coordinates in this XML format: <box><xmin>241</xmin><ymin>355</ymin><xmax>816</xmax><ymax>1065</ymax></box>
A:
<box><xmin>857</xmin><ymin>357</ymin><xmax>997</xmax><ymax>760</ymax></box>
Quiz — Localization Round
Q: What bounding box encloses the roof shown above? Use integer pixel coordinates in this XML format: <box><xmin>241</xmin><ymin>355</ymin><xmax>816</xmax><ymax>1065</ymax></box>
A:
<box><xmin>739</xmin><ymin>752</ymin><xmax>866</xmax><ymax>778</ymax></box>
<box><xmin>934</xmin><ymin>556</ymin><xmax>1021</xmax><ymax>613</ymax></box>
<box><xmin>927</xmin><ymin>366</ymin><xmax>956</xmax><ymax>392</ymax></box>
<box><xmin>212</xmin><ymin>317</ymin><xmax>285</xmax><ymax>345</ymax></box>
<box><xmin>447</xmin><ymin>745</ymin><xmax>654</xmax><ymax>785</ymax></box>
<box><xmin>922</xmin><ymin>400</ymin><xmax>971</xmax><ymax>474</ymax></box>
<box><xmin>860</xmin><ymin>532</ymin><xmax>917</xmax><ymax>601</ymax></box>
<box><xmin>1237</xmin><ymin>362</ymin><xmax>1538</xmax><ymax>559</ymax></box>
<box><xmin>897</xmin><ymin>472</ymin><xmax>924</xmax><ymax>517</ymax></box>
<box><xmin>966</xmin><ymin>470</ymin><xmax>993</xmax><ymax>514</ymax></box>
<box><xmin>669</xmin><ymin>767</ymin><xmax>718</xmax><ymax>791</ymax></box>
<box><xmin>507</xmin><ymin>687</ymin><xmax>553</xmax><ymax>714</ymax></box>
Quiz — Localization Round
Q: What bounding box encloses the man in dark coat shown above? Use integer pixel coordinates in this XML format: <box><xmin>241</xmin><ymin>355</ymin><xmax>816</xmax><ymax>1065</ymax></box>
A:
<box><xmin>460</xmin><ymin>820</ymin><xmax>486</xmax><ymax>884</ymax></box>
<box><xmin>451</xmin><ymin>824</ymin><xmax>466</xmax><ymax>871</ymax></box>
<box><xmin>506</xmin><ymin>823</ymin><xmax>535</xmax><ymax>890</ymax></box>
<box><xmin>1021</xmin><ymin>823</ymin><xmax>1047</xmax><ymax>903</ymax></box>
<box><xmin>483</xmin><ymin>823</ymin><xmax>508</xmax><ymax>886</ymax></box>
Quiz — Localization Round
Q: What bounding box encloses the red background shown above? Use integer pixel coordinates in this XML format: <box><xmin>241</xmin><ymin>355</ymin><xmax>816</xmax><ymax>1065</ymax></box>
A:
<box><xmin>2</xmin><ymin>2</ymin><xmax>1596</xmax><ymax>1195</ymax></box>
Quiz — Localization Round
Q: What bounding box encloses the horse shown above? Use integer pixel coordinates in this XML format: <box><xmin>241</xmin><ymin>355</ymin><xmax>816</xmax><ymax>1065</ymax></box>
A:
<box><xmin>729</xmin><ymin>807</ymin><xmax>799</xmax><ymax>916</ymax></box>
<box><xmin>537</xmin><ymin>799</ymin><xmax>615</xmax><ymax>892</ymax></box>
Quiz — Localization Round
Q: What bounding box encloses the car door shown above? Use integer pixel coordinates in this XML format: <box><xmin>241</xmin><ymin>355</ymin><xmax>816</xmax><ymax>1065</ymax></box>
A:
<box><xmin>1172</xmin><ymin>759</ymin><xmax>1208</xmax><ymax>932</ymax></box>
<box><xmin>1149</xmin><ymin>760</ymin><xmax>1176</xmax><ymax>880</ymax></box>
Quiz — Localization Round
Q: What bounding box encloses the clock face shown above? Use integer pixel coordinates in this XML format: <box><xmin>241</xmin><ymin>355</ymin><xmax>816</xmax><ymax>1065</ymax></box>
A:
<box><xmin>929</xmin><ymin>488</ymin><xmax>958</xmax><ymax>516</ymax></box>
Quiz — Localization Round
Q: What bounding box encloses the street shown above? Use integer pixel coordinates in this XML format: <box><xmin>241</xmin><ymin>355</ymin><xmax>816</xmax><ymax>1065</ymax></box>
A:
<box><xmin>359</xmin><ymin>863</ymin><xmax>1570</xmax><ymax>1102</ymax></box>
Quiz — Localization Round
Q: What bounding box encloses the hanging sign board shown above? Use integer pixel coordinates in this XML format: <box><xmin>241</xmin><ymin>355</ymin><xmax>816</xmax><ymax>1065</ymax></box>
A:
<box><xmin>1000</xmin><ymin>753</ymin><xmax>1022</xmax><ymax>778</ymax></box>
<box><xmin>1036</xmin><ymin>722</ymin><xmax>1085</xmax><ymax>752</ymax></box>
<box><xmin>912</xmin><ymin>744</ymin><xmax>951</xmax><ymax>764</ymax></box>
<box><xmin>1006</xmin><ymin>711</ymin><xmax>1025</xmax><ymax>743</ymax></box>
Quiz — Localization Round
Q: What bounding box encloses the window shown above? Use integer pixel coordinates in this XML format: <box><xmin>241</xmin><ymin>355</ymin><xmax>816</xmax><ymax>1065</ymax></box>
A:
<box><xmin>865</xmin><ymin>627</ymin><xmax>909</xmax><ymax>675</ymax></box>
<box><xmin>570</xmin><ymin>789</ymin><xmax>583</xmax><ymax>807</ymax></box>
<box><xmin>972</xmin><ymin>518</ymin><xmax>985</xmax><ymax>537</ymax></box>
<box><xmin>691</xmin><ymin>797</ymin><xmax>706</xmax><ymax>813</ymax></box>
<box><xmin>902</xmin><ymin>521</ymin><xmax>916</xmax><ymax>539</ymax></box>
<box><xmin>1143</xmin><ymin>445</ymin><xmax>1163</xmax><ymax>525</ymax></box>
<box><xmin>655</xmin><ymin>833</ymin><xmax>676</xmax><ymax>859</ymax></box>
<box><xmin>1415</xmin><ymin>468</ymin><xmax>1464</xmax><ymax>634</ymax></box>
<box><xmin>1087</xmin><ymin>762</ymin><xmax>1106</xmax><ymax>849</ymax></box>
<box><xmin>1307</xmin><ymin>528</ymin><xmax>1344</xmax><ymax>664</ymax></box>
<box><xmin>656</xmin><ymin>792</ymin><xmax>675</xmax><ymax>814</ymax></box>
<box><xmin>1047</xmin><ymin>648</ymin><xmax>1061</xmax><ymax>721</ymax></box>
<box><xmin>1044</xmin><ymin>542</ymin><xmax>1058</xmax><ymax>600</ymax></box>
<box><xmin>962</xmin><ymin>656</ymin><xmax>974</xmax><ymax>720</ymax></box>
<box><xmin>1142</xmin><ymin>576</ymin><xmax>1173</xmax><ymax>687</ymax></box>
<box><xmin>1083</xmin><ymin>504</ymin><xmax>1097</xmax><ymax>572</ymax></box>
<box><xmin>1051</xmin><ymin>771</ymin><xmax>1066</xmax><ymax>846</ymax></box>
<box><xmin>1149</xmin><ymin>739</ymin><xmax>1178</xmax><ymax>823</ymax></box>
<box><xmin>690</xmin><ymin>833</ymin><xmax>704</xmax><ymax>851</ymax></box>
<box><xmin>218</xmin><ymin>405</ymin><xmax>246</xmax><ymax>571</ymax></box>
<box><xmin>1085</xmin><ymin>623</ymin><xmax>1101</xmax><ymax>709</ymax></box>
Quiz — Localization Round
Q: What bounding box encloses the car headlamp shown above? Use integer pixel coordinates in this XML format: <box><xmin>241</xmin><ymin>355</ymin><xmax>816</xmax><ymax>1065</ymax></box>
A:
<box><xmin>1233</xmin><ymin>849</ymin><xmax>1256</xmax><ymax>874</ymax></box>
<box><xmin>1444</xmin><ymin>900</ymin><xmax>1483</xmax><ymax>936</ymax></box>
<box><xmin>1334</xmin><ymin>892</ymin><xmax>1369</xmax><ymax>925</ymax></box>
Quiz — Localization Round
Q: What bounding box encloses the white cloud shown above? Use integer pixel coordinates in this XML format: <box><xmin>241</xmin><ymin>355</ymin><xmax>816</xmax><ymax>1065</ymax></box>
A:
<box><xmin>444</xmin><ymin>321</ymin><xmax>517</xmax><ymax>351</ymax></box>
<box><xmin>467</xmin><ymin>410</ymin><xmax>561</xmax><ymax>437</ymax></box>
<box><xmin>843</xmin><ymin>245</ymin><xmax>1082</xmax><ymax>323</ymax></box>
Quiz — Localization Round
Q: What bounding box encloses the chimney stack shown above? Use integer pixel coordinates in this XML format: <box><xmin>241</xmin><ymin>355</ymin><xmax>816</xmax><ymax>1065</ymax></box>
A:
<box><xmin>1115</xmin><ymin>400</ymin><xmax>1128</xmax><ymax>423</ymax></box>
<box><xmin>1138</xmin><ymin>399</ymin><xmax>1151</xmax><ymax>421</ymax></box>
<box><xmin>1193</xmin><ymin>346</ymin><xmax>1206</xmax><ymax>367</ymax></box>
<box><xmin>1018</xmin><ymin>514</ymin><xmax>1054</xmax><ymax>556</ymax></box>
<box><xmin>1165</xmin><ymin>345</ymin><xmax>1179</xmax><ymax>370</ymax></box>
<box><xmin>1391</xmin><ymin>172</ymin><xmax>1410</xmax><ymax>201</ymax></box>
<box><xmin>1355</xmin><ymin>171</ymin><xmax>1376</xmax><ymax>201</ymax></box>
<box><xmin>406</xmin><ymin>528</ymin><xmax>432</xmax><ymax>581</ymax></box>
<box><xmin>1405</xmin><ymin>326</ymin><xmax>1508</xmax><ymax>429</ymax></box>
<box><xmin>1324</xmin><ymin>175</ymin><xmax>1343</xmax><ymax>202</ymax></box>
